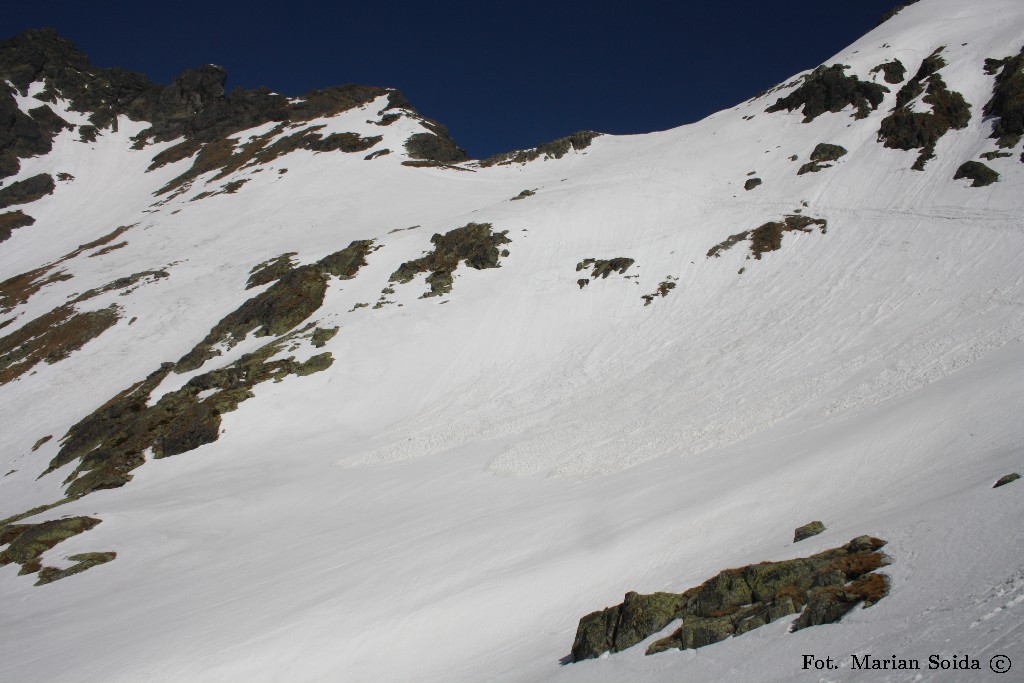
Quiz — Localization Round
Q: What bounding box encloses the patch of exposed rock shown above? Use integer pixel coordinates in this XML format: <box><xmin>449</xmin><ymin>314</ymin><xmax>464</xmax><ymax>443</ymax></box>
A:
<box><xmin>479</xmin><ymin>131</ymin><xmax>600</xmax><ymax>167</ymax></box>
<box><xmin>877</xmin><ymin>48</ymin><xmax>971</xmax><ymax>170</ymax></box>
<box><xmin>707</xmin><ymin>215</ymin><xmax>827</xmax><ymax>261</ymax></box>
<box><xmin>0</xmin><ymin>173</ymin><xmax>55</xmax><ymax>209</ymax></box>
<box><xmin>576</xmin><ymin>257</ymin><xmax>635</xmax><ymax>280</ymax></box>
<box><xmin>983</xmin><ymin>46</ymin><xmax>1024</xmax><ymax>148</ymax></box>
<box><xmin>766</xmin><ymin>65</ymin><xmax>888</xmax><ymax>122</ymax></box>
<box><xmin>0</xmin><ymin>209</ymin><xmax>35</xmax><ymax>244</ymax></box>
<box><xmin>953</xmin><ymin>160</ymin><xmax>999</xmax><ymax>187</ymax></box>
<box><xmin>0</xmin><ymin>516</ymin><xmax>115</xmax><ymax>585</ymax></box>
<box><xmin>570</xmin><ymin>536</ymin><xmax>889</xmax><ymax>661</ymax></box>
<box><xmin>798</xmin><ymin>143</ymin><xmax>847</xmax><ymax>175</ymax></box>
<box><xmin>389</xmin><ymin>223</ymin><xmax>511</xmax><ymax>298</ymax></box>
<box><xmin>0</xmin><ymin>29</ymin><xmax>464</xmax><ymax>183</ymax></box>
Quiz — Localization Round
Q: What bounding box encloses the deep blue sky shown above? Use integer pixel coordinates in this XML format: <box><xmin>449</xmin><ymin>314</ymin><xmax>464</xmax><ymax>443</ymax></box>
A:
<box><xmin>4</xmin><ymin>0</ymin><xmax>907</xmax><ymax>159</ymax></box>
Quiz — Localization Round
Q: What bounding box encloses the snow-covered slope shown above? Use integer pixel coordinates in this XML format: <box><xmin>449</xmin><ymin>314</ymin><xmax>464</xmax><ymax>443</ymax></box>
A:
<box><xmin>1</xmin><ymin>1</ymin><xmax>1022</xmax><ymax>681</ymax></box>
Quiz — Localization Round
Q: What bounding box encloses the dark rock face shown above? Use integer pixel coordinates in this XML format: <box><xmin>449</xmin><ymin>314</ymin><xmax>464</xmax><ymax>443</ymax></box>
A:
<box><xmin>0</xmin><ymin>29</ymin><xmax>454</xmax><ymax>182</ymax></box>
<box><xmin>0</xmin><ymin>303</ymin><xmax>120</xmax><ymax>385</ymax></box>
<box><xmin>794</xmin><ymin>521</ymin><xmax>826</xmax><ymax>542</ymax></box>
<box><xmin>872</xmin><ymin>60</ymin><xmax>907</xmax><ymax>84</ymax></box>
<box><xmin>35</xmin><ymin>551</ymin><xmax>116</xmax><ymax>585</ymax></box>
<box><xmin>983</xmin><ymin>47</ymin><xmax>1024</xmax><ymax>148</ymax></box>
<box><xmin>810</xmin><ymin>143</ymin><xmax>848</xmax><ymax>163</ymax></box>
<box><xmin>390</xmin><ymin>223</ymin><xmax>511</xmax><ymax>298</ymax></box>
<box><xmin>177</xmin><ymin>239</ymin><xmax>374</xmax><ymax>371</ymax></box>
<box><xmin>994</xmin><ymin>473</ymin><xmax>1020</xmax><ymax>488</ymax></box>
<box><xmin>576</xmin><ymin>258</ymin><xmax>634</xmax><ymax>279</ymax></box>
<box><xmin>479</xmin><ymin>131</ymin><xmax>601</xmax><ymax>167</ymax></box>
<box><xmin>877</xmin><ymin>48</ymin><xmax>971</xmax><ymax>170</ymax></box>
<box><xmin>0</xmin><ymin>209</ymin><xmax>35</xmax><ymax>243</ymax></box>
<box><xmin>0</xmin><ymin>516</ymin><xmax>117</xmax><ymax>585</ymax></box>
<box><xmin>641</xmin><ymin>279</ymin><xmax>677</xmax><ymax>306</ymax></box>
<box><xmin>877</xmin><ymin>0</ymin><xmax>921</xmax><ymax>26</ymax></box>
<box><xmin>0</xmin><ymin>173</ymin><xmax>55</xmax><ymax>209</ymax></box>
<box><xmin>766</xmin><ymin>65</ymin><xmax>888</xmax><ymax>123</ymax></box>
<box><xmin>707</xmin><ymin>215</ymin><xmax>827</xmax><ymax>260</ymax></box>
<box><xmin>403</xmin><ymin>119</ymin><xmax>468</xmax><ymax>164</ymax></box>
<box><xmin>571</xmin><ymin>591</ymin><xmax>682</xmax><ymax>661</ymax></box>
<box><xmin>570</xmin><ymin>536</ymin><xmax>890</xmax><ymax>662</ymax></box>
<box><xmin>798</xmin><ymin>143</ymin><xmax>848</xmax><ymax>175</ymax></box>
<box><xmin>744</xmin><ymin>177</ymin><xmax>762</xmax><ymax>191</ymax></box>
<box><xmin>953</xmin><ymin>160</ymin><xmax>999</xmax><ymax>187</ymax></box>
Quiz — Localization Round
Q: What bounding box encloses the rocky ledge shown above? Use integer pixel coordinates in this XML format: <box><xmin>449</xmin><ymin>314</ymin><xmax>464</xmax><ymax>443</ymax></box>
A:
<box><xmin>570</xmin><ymin>535</ymin><xmax>889</xmax><ymax>662</ymax></box>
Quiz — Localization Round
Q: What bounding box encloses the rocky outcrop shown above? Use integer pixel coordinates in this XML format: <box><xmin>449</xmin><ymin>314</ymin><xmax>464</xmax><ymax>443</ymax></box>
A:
<box><xmin>877</xmin><ymin>0</ymin><xmax>921</xmax><ymax>26</ymax></box>
<box><xmin>479</xmin><ymin>131</ymin><xmax>600</xmax><ymax>167</ymax></box>
<box><xmin>0</xmin><ymin>29</ymin><xmax>455</xmax><ymax>183</ymax></box>
<box><xmin>983</xmin><ymin>47</ymin><xmax>1024</xmax><ymax>148</ymax></box>
<box><xmin>994</xmin><ymin>473</ymin><xmax>1020</xmax><ymax>488</ymax></box>
<box><xmin>707</xmin><ymin>215</ymin><xmax>827</xmax><ymax>261</ymax></box>
<box><xmin>0</xmin><ymin>173</ymin><xmax>55</xmax><ymax>209</ymax></box>
<box><xmin>0</xmin><ymin>209</ymin><xmax>35</xmax><ymax>243</ymax></box>
<box><xmin>877</xmin><ymin>48</ymin><xmax>971</xmax><ymax>170</ymax></box>
<box><xmin>570</xmin><ymin>536</ymin><xmax>889</xmax><ymax>662</ymax></box>
<box><xmin>176</xmin><ymin>240</ymin><xmax>374</xmax><ymax>372</ymax></box>
<box><xmin>766</xmin><ymin>65</ymin><xmax>888</xmax><ymax>122</ymax></box>
<box><xmin>0</xmin><ymin>303</ymin><xmax>120</xmax><ymax>385</ymax></box>
<box><xmin>794</xmin><ymin>521</ymin><xmax>826</xmax><ymax>542</ymax></box>
<box><xmin>389</xmin><ymin>223</ymin><xmax>511</xmax><ymax>298</ymax></box>
<box><xmin>576</xmin><ymin>258</ymin><xmax>634</xmax><ymax>279</ymax></box>
<box><xmin>744</xmin><ymin>177</ymin><xmax>762</xmax><ymax>191</ymax></box>
<box><xmin>798</xmin><ymin>143</ymin><xmax>847</xmax><ymax>175</ymax></box>
<box><xmin>641</xmin><ymin>279</ymin><xmax>678</xmax><ymax>306</ymax></box>
<box><xmin>0</xmin><ymin>516</ymin><xmax>115</xmax><ymax>585</ymax></box>
<box><xmin>953</xmin><ymin>161</ymin><xmax>999</xmax><ymax>187</ymax></box>
<box><xmin>403</xmin><ymin>120</ymin><xmax>469</xmax><ymax>164</ymax></box>
<box><xmin>871</xmin><ymin>60</ymin><xmax>907</xmax><ymax>84</ymax></box>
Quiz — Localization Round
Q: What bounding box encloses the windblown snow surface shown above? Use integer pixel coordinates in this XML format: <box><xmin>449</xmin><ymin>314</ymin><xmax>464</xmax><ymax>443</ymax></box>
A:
<box><xmin>1</xmin><ymin>1</ymin><xmax>1023</xmax><ymax>681</ymax></box>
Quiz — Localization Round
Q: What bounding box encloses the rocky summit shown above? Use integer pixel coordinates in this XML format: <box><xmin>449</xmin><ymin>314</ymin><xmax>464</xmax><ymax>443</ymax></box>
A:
<box><xmin>1</xmin><ymin>2</ymin><xmax>1023</xmax><ymax>682</ymax></box>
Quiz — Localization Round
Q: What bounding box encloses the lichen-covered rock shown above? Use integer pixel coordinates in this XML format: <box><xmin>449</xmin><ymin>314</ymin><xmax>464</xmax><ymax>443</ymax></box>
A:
<box><xmin>794</xmin><ymin>521</ymin><xmax>826</xmax><ymax>542</ymax></box>
<box><xmin>576</xmin><ymin>258</ymin><xmax>635</xmax><ymax>279</ymax></box>
<box><xmin>479</xmin><ymin>131</ymin><xmax>600</xmax><ymax>167</ymax></box>
<box><xmin>871</xmin><ymin>59</ymin><xmax>907</xmax><ymax>84</ymax></box>
<box><xmin>877</xmin><ymin>48</ymin><xmax>971</xmax><ymax>170</ymax></box>
<box><xmin>0</xmin><ymin>304</ymin><xmax>120</xmax><ymax>385</ymax></box>
<box><xmin>641</xmin><ymin>280</ymin><xmax>677</xmax><ymax>306</ymax></box>
<box><xmin>311</xmin><ymin>326</ymin><xmax>339</xmax><ymax>348</ymax></box>
<box><xmin>953</xmin><ymin>161</ymin><xmax>999</xmax><ymax>187</ymax></box>
<box><xmin>404</xmin><ymin>122</ymin><xmax>468</xmax><ymax>164</ymax></box>
<box><xmin>0</xmin><ymin>209</ymin><xmax>35</xmax><ymax>243</ymax></box>
<box><xmin>570</xmin><ymin>536</ymin><xmax>890</xmax><ymax>662</ymax></box>
<box><xmin>177</xmin><ymin>240</ymin><xmax>373</xmax><ymax>371</ymax></box>
<box><xmin>571</xmin><ymin>591</ymin><xmax>681</xmax><ymax>661</ymax></box>
<box><xmin>877</xmin><ymin>1</ymin><xmax>920</xmax><ymax>26</ymax></box>
<box><xmin>0</xmin><ymin>173</ymin><xmax>55</xmax><ymax>209</ymax></box>
<box><xmin>982</xmin><ymin>47</ymin><xmax>1024</xmax><ymax>147</ymax></box>
<box><xmin>707</xmin><ymin>215</ymin><xmax>828</xmax><ymax>261</ymax></box>
<box><xmin>766</xmin><ymin>65</ymin><xmax>888</xmax><ymax>122</ymax></box>
<box><xmin>994</xmin><ymin>473</ymin><xmax>1021</xmax><ymax>488</ymax></box>
<box><xmin>390</xmin><ymin>223</ymin><xmax>511</xmax><ymax>298</ymax></box>
<box><xmin>0</xmin><ymin>516</ymin><xmax>100</xmax><ymax>569</ymax></box>
<box><xmin>35</xmin><ymin>551</ymin><xmax>116</xmax><ymax>586</ymax></box>
<box><xmin>246</xmin><ymin>253</ymin><xmax>298</xmax><ymax>289</ymax></box>
<box><xmin>810</xmin><ymin>143</ymin><xmax>848</xmax><ymax>163</ymax></box>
